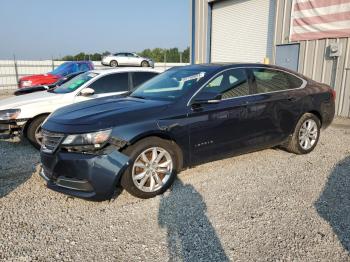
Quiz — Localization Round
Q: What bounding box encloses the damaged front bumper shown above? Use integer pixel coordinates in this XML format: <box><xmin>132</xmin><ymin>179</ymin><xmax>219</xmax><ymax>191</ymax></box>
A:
<box><xmin>40</xmin><ymin>149</ymin><xmax>130</xmax><ymax>200</ymax></box>
<box><xmin>0</xmin><ymin>119</ymin><xmax>27</xmax><ymax>139</ymax></box>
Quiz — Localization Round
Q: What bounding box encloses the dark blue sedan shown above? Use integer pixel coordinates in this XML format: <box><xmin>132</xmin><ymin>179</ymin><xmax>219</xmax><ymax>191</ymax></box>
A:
<box><xmin>39</xmin><ymin>63</ymin><xmax>335</xmax><ymax>200</ymax></box>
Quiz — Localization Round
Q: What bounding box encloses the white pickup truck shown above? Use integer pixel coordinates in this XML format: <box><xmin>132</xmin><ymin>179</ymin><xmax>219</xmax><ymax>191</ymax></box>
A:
<box><xmin>0</xmin><ymin>68</ymin><xmax>159</xmax><ymax>148</ymax></box>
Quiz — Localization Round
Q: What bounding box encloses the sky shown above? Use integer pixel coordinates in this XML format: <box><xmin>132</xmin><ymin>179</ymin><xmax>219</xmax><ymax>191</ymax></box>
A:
<box><xmin>0</xmin><ymin>0</ymin><xmax>190</xmax><ymax>59</ymax></box>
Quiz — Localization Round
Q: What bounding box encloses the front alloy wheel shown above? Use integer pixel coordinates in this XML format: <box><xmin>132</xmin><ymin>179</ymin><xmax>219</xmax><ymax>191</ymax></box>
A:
<box><xmin>121</xmin><ymin>137</ymin><xmax>180</xmax><ymax>198</ymax></box>
<box><xmin>132</xmin><ymin>147</ymin><xmax>173</xmax><ymax>192</ymax></box>
<box><xmin>26</xmin><ymin>115</ymin><xmax>48</xmax><ymax>150</ymax></box>
<box><xmin>141</xmin><ymin>61</ymin><xmax>149</xmax><ymax>67</ymax></box>
<box><xmin>34</xmin><ymin>125</ymin><xmax>43</xmax><ymax>146</ymax></box>
<box><xmin>110</xmin><ymin>60</ymin><xmax>118</xmax><ymax>67</ymax></box>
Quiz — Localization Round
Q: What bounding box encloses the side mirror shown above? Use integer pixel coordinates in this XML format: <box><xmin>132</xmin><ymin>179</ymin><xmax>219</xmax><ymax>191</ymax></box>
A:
<box><xmin>193</xmin><ymin>92</ymin><xmax>222</xmax><ymax>105</ymax></box>
<box><xmin>80</xmin><ymin>87</ymin><xmax>95</xmax><ymax>97</ymax></box>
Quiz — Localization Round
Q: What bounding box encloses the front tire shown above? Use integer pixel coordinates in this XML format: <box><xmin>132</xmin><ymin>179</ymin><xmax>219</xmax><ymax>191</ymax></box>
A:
<box><xmin>284</xmin><ymin>113</ymin><xmax>321</xmax><ymax>154</ymax></box>
<box><xmin>141</xmin><ymin>61</ymin><xmax>149</xmax><ymax>67</ymax></box>
<box><xmin>26</xmin><ymin>115</ymin><xmax>47</xmax><ymax>150</ymax></box>
<box><xmin>110</xmin><ymin>60</ymin><xmax>118</xmax><ymax>67</ymax></box>
<box><xmin>121</xmin><ymin>137</ymin><xmax>180</xmax><ymax>199</ymax></box>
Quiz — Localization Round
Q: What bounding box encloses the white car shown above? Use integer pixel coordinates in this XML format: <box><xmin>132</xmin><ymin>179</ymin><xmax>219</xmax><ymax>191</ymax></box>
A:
<box><xmin>101</xmin><ymin>52</ymin><xmax>154</xmax><ymax>68</ymax></box>
<box><xmin>0</xmin><ymin>68</ymin><xmax>160</xmax><ymax>149</ymax></box>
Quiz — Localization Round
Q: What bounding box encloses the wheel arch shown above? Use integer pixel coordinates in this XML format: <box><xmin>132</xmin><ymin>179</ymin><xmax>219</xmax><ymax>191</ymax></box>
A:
<box><xmin>140</xmin><ymin>60</ymin><xmax>149</xmax><ymax>66</ymax></box>
<box><xmin>307</xmin><ymin>110</ymin><xmax>323</xmax><ymax>126</ymax></box>
<box><xmin>123</xmin><ymin>132</ymin><xmax>185</xmax><ymax>170</ymax></box>
<box><xmin>22</xmin><ymin>113</ymin><xmax>50</xmax><ymax>138</ymax></box>
<box><xmin>110</xmin><ymin>59</ymin><xmax>118</xmax><ymax>66</ymax></box>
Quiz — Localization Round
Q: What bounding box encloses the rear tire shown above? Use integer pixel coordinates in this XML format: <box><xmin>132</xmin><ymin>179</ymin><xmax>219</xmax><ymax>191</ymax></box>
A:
<box><xmin>110</xmin><ymin>60</ymin><xmax>118</xmax><ymax>67</ymax></box>
<box><xmin>26</xmin><ymin>115</ymin><xmax>47</xmax><ymax>150</ymax></box>
<box><xmin>120</xmin><ymin>137</ymin><xmax>181</xmax><ymax>199</ymax></box>
<box><xmin>284</xmin><ymin>113</ymin><xmax>321</xmax><ymax>154</ymax></box>
<box><xmin>141</xmin><ymin>61</ymin><xmax>149</xmax><ymax>67</ymax></box>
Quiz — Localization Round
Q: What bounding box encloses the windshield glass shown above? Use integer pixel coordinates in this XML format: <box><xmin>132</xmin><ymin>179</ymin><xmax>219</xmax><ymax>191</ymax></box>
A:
<box><xmin>50</xmin><ymin>63</ymin><xmax>73</xmax><ymax>75</ymax></box>
<box><xmin>130</xmin><ymin>68</ymin><xmax>208</xmax><ymax>100</ymax></box>
<box><xmin>53</xmin><ymin>72</ymin><xmax>98</xmax><ymax>94</ymax></box>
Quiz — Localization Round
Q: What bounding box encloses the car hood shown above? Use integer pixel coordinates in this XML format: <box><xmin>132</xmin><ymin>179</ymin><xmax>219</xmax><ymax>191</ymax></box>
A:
<box><xmin>20</xmin><ymin>73</ymin><xmax>59</xmax><ymax>82</ymax></box>
<box><xmin>0</xmin><ymin>90</ymin><xmax>62</xmax><ymax>110</ymax></box>
<box><xmin>44</xmin><ymin>96</ymin><xmax>171</xmax><ymax>133</ymax></box>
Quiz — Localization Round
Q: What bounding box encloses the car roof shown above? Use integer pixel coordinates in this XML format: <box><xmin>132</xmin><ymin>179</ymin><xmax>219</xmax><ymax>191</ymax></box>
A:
<box><xmin>63</xmin><ymin>61</ymin><xmax>92</xmax><ymax>65</ymax></box>
<box><xmin>180</xmin><ymin>62</ymin><xmax>276</xmax><ymax>69</ymax></box>
<box><xmin>90</xmin><ymin>67</ymin><xmax>161</xmax><ymax>75</ymax></box>
<box><xmin>178</xmin><ymin>63</ymin><xmax>302</xmax><ymax>75</ymax></box>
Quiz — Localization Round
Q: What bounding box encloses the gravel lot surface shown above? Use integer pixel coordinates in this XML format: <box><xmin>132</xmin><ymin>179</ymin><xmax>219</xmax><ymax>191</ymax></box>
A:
<box><xmin>0</xmin><ymin>115</ymin><xmax>350</xmax><ymax>261</ymax></box>
<box><xmin>0</xmin><ymin>90</ymin><xmax>14</xmax><ymax>100</ymax></box>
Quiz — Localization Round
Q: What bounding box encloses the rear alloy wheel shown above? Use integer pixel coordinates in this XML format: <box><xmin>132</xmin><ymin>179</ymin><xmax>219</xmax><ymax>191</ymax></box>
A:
<box><xmin>298</xmin><ymin>119</ymin><xmax>318</xmax><ymax>150</ymax></box>
<box><xmin>110</xmin><ymin>60</ymin><xmax>118</xmax><ymax>67</ymax></box>
<box><xmin>141</xmin><ymin>61</ymin><xmax>149</xmax><ymax>67</ymax></box>
<box><xmin>26</xmin><ymin>115</ymin><xmax>47</xmax><ymax>150</ymax></box>
<box><xmin>121</xmin><ymin>137</ymin><xmax>180</xmax><ymax>198</ymax></box>
<box><xmin>284</xmin><ymin>113</ymin><xmax>321</xmax><ymax>154</ymax></box>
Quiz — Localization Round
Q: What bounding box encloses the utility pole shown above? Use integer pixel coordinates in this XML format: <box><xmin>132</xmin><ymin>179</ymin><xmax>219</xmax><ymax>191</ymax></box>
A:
<box><xmin>13</xmin><ymin>54</ymin><xmax>19</xmax><ymax>85</ymax></box>
<box><xmin>51</xmin><ymin>55</ymin><xmax>54</xmax><ymax>70</ymax></box>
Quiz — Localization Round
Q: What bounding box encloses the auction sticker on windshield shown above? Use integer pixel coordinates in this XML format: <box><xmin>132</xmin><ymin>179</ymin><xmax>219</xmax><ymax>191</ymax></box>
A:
<box><xmin>181</xmin><ymin>72</ymin><xmax>205</xmax><ymax>82</ymax></box>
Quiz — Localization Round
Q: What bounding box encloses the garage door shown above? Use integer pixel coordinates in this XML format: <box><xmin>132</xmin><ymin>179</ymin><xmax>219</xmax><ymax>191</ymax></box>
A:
<box><xmin>211</xmin><ymin>0</ymin><xmax>275</xmax><ymax>63</ymax></box>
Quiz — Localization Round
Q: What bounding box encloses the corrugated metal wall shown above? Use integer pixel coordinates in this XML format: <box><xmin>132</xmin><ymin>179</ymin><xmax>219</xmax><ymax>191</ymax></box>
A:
<box><xmin>193</xmin><ymin>0</ymin><xmax>210</xmax><ymax>63</ymax></box>
<box><xmin>275</xmin><ymin>0</ymin><xmax>350</xmax><ymax>117</ymax></box>
<box><xmin>192</xmin><ymin>0</ymin><xmax>350</xmax><ymax>117</ymax></box>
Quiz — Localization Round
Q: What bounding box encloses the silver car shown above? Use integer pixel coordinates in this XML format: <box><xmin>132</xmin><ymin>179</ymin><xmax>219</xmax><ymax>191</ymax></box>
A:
<box><xmin>101</xmin><ymin>52</ymin><xmax>154</xmax><ymax>68</ymax></box>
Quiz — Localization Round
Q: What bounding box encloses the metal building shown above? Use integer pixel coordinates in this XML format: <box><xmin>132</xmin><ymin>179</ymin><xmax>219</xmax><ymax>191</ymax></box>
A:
<box><xmin>191</xmin><ymin>0</ymin><xmax>350</xmax><ymax>117</ymax></box>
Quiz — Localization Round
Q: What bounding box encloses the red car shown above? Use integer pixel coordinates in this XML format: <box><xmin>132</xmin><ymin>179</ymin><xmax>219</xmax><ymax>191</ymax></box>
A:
<box><xmin>18</xmin><ymin>61</ymin><xmax>94</xmax><ymax>88</ymax></box>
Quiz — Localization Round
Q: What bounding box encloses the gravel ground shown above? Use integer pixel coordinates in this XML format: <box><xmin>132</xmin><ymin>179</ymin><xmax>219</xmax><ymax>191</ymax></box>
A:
<box><xmin>0</xmin><ymin>118</ymin><xmax>350</xmax><ymax>261</ymax></box>
<box><xmin>0</xmin><ymin>90</ymin><xmax>14</xmax><ymax>100</ymax></box>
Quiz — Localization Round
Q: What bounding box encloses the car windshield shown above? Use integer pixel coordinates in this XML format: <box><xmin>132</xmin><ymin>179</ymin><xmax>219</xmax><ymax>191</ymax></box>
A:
<box><xmin>50</xmin><ymin>63</ymin><xmax>73</xmax><ymax>75</ymax></box>
<box><xmin>52</xmin><ymin>72</ymin><xmax>98</xmax><ymax>94</ymax></box>
<box><xmin>130</xmin><ymin>68</ymin><xmax>209</xmax><ymax>100</ymax></box>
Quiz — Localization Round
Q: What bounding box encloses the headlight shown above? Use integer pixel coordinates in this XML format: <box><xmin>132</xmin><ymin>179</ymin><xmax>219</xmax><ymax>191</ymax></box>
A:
<box><xmin>62</xmin><ymin>129</ymin><xmax>112</xmax><ymax>148</ymax></box>
<box><xmin>0</xmin><ymin>109</ymin><xmax>21</xmax><ymax>120</ymax></box>
<box><xmin>22</xmin><ymin>80</ymin><xmax>32</xmax><ymax>87</ymax></box>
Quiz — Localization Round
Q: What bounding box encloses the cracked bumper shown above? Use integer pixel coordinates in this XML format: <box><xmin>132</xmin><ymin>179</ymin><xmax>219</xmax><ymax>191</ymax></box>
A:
<box><xmin>40</xmin><ymin>149</ymin><xmax>130</xmax><ymax>200</ymax></box>
<box><xmin>0</xmin><ymin>119</ymin><xmax>27</xmax><ymax>139</ymax></box>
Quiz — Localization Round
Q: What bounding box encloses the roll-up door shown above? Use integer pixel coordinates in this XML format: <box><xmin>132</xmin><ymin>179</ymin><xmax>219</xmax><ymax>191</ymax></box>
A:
<box><xmin>211</xmin><ymin>0</ymin><xmax>275</xmax><ymax>63</ymax></box>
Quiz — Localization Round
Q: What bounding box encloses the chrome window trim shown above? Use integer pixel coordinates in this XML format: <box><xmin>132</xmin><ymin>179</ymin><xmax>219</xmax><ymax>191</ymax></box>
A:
<box><xmin>187</xmin><ymin>66</ymin><xmax>307</xmax><ymax>106</ymax></box>
<box><xmin>75</xmin><ymin>71</ymin><xmax>130</xmax><ymax>97</ymax></box>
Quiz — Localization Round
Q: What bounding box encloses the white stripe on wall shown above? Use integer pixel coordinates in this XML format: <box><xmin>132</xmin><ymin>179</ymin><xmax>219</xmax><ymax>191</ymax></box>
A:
<box><xmin>293</xmin><ymin>3</ymin><xmax>350</xmax><ymax>19</ymax></box>
<box><xmin>293</xmin><ymin>20</ymin><xmax>350</xmax><ymax>34</ymax></box>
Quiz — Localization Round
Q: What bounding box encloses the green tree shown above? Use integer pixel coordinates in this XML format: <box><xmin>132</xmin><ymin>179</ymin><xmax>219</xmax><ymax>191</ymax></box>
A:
<box><xmin>59</xmin><ymin>48</ymin><xmax>190</xmax><ymax>62</ymax></box>
<box><xmin>166</xmin><ymin>48</ymin><xmax>180</xmax><ymax>62</ymax></box>
<box><xmin>74</xmin><ymin>52</ymin><xmax>86</xmax><ymax>61</ymax></box>
<box><xmin>102</xmin><ymin>51</ymin><xmax>111</xmax><ymax>57</ymax></box>
<box><xmin>91</xmin><ymin>53</ymin><xmax>102</xmax><ymax>61</ymax></box>
<box><xmin>61</xmin><ymin>55</ymin><xmax>74</xmax><ymax>61</ymax></box>
<box><xmin>182</xmin><ymin>47</ymin><xmax>190</xmax><ymax>63</ymax></box>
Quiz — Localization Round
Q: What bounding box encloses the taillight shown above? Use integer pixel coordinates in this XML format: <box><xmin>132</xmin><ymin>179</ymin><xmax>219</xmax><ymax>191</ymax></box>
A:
<box><xmin>330</xmin><ymin>88</ymin><xmax>336</xmax><ymax>101</ymax></box>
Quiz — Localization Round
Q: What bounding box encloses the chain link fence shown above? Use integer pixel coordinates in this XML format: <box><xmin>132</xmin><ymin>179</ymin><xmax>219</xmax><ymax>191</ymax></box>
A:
<box><xmin>0</xmin><ymin>60</ymin><xmax>188</xmax><ymax>90</ymax></box>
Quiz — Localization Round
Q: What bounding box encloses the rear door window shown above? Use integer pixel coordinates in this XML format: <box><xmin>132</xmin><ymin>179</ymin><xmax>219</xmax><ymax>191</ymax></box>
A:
<box><xmin>251</xmin><ymin>68</ymin><xmax>304</xmax><ymax>94</ymax></box>
<box><xmin>132</xmin><ymin>72</ymin><xmax>158</xmax><ymax>88</ymax></box>
<box><xmin>88</xmin><ymin>73</ymin><xmax>129</xmax><ymax>94</ymax></box>
<box><xmin>201</xmin><ymin>68</ymin><xmax>249</xmax><ymax>99</ymax></box>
